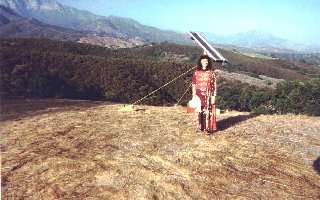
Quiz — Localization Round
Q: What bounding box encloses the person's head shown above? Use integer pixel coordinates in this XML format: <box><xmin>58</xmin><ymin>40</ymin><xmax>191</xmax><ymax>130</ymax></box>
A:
<box><xmin>197</xmin><ymin>55</ymin><xmax>212</xmax><ymax>71</ymax></box>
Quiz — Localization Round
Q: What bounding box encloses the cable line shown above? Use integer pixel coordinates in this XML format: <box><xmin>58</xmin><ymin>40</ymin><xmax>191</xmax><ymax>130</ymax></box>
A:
<box><xmin>132</xmin><ymin>66</ymin><xmax>195</xmax><ymax>105</ymax></box>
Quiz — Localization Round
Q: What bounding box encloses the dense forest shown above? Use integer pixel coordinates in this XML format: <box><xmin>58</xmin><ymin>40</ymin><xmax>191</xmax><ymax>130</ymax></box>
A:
<box><xmin>1</xmin><ymin>38</ymin><xmax>319</xmax><ymax>115</ymax></box>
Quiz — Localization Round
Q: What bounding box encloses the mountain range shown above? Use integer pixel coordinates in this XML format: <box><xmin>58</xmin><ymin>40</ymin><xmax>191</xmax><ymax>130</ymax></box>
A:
<box><xmin>0</xmin><ymin>4</ymin><xmax>86</xmax><ymax>40</ymax></box>
<box><xmin>203</xmin><ymin>31</ymin><xmax>320</xmax><ymax>53</ymax></box>
<box><xmin>0</xmin><ymin>0</ymin><xmax>192</xmax><ymax>45</ymax></box>
<box><xmin>1</xmin><ymin>0</ymin><xmax>319</xmax><ymax>53</ymax></box>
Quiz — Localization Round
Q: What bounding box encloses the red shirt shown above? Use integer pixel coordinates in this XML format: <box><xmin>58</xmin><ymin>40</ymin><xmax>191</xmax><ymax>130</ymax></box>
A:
<box><xmin>192</xmin><ymin>70</ymin><xmax>215</xmax><ymax>94</ymax></box>
<box><xmin>192</xmin><ymin>70</ymin><xmax>216</xmax><ymax>105</ymax></box>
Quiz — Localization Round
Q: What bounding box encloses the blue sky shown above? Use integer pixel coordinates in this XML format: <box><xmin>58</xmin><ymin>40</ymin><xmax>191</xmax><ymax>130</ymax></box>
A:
<box><xmin>57</xmin><ymin>0</ymin><xmax>320</xmax><ymax>45</ymax></box>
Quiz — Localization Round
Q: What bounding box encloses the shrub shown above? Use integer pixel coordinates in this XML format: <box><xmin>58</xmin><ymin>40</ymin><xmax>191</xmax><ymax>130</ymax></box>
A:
<box><xmin>252</xmin><ymin>106</ymin><xmax>273</xmax><ymax>114</ymax></box>
<box><xmin>216</xmin><ymin>84</ymin><xmax>241</xmax><ymax>110</ymax></box>
<box><xmin>250</xmin><ymin>87</ymin><xmax>274</xmax><ymax>114</ymax></box>
<box><xmin>303</xmin><ymin>78</ymin><xmax>320</xmax><ymax>116</ymax></box>
<box><xmin>28</xmin><ymin>75</ymin><xmax>52</xmax><ymax>97</ymax></box>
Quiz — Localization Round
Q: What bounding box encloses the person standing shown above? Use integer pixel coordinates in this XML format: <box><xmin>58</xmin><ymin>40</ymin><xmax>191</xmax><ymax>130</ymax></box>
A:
<box><xmin>191</xmin><ymin>54</ymin><xmax>217</xmax><ymax>134</ymax></box>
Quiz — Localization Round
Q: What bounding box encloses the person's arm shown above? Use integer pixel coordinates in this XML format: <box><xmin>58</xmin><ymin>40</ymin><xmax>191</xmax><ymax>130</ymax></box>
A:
<box><xmin>192</xmin><ymin>71</ymin><xmax>197</xmax><ymax>99</ymax></box>
<box><xmin>211</xmin><ymin>73</ymin><xmax>217</xmax><ymax>104</ymax></box>
<box><xmin>192</xmin><ymin>84</ymin><xmax>196</xmax><ymax>99</ymax></box>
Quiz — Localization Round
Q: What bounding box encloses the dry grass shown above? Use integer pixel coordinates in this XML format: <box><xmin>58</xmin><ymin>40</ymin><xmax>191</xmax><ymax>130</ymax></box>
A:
<box><xmin>1</xmin><ymin>98</ymin><xmax>320</xmax><ymax>199</ymax></box>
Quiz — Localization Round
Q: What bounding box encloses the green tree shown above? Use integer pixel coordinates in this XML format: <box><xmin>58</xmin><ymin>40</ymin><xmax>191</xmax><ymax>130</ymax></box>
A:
<box><xmin>273</xmin><ymin>81</ymin><xmax>298</xmax><ymax>114</ymax></box>
<box><xmin>303</xmin><ymin>78</ymin><xmax>320</xmax><ymax>116</ymax></box>
<box><xmin>250</xmin><ymin>88</ymin><xmax>274</xmax><ymax>114</ymax></box>
<box><xmin>216</xmin><ymin>84</ymin><xmax>242</xmax><ymax>110</ymax></box>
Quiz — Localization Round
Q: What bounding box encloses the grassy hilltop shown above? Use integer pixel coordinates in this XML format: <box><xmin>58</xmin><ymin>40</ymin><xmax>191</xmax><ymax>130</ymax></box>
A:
<box><xmin>1</xmin><ymin>98</ymin><xmax>320</xmax><ymax>199</ymax></box>
<box><xmin>1</xmin><ymin>38</ymin><xmax>320</xmax><ymax>198</ymax></box>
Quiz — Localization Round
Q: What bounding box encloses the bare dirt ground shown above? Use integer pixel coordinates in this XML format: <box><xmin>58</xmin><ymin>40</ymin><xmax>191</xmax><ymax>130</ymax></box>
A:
<box><xmin>1</xmin><ymin>98</ymin><xmax>320</xmax><ymax>199</ymax></box>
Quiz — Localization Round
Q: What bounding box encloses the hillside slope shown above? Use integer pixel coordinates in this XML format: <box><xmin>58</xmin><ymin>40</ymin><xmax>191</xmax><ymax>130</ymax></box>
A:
<box><xmin>1</xmin><ymin>98</ymin><xmax>319</xmax><ymax>199</ymax></box>
<box><xmin>1</xmin><ymin>38</ymin><xmax>320</xmax><ymax>116</ymax></box>
<box><xmin>2</xmin><ymin>38</ymin><xmax>319</xmax><ymax>97</ymax></box>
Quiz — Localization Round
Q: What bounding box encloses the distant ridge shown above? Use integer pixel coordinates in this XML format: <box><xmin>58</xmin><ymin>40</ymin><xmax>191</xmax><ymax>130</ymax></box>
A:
<box><xmin>202</xmin><ymin>30</ymin><xmax>320</xmax><ymax>53</ymax></box>
<box><xmin>0</xmin><ymin>0</ymin><xmax>319</xmax><ymax>52</ymax></box>
<box><xmin>0</xmin><ymin>0</ymin><xmax>192</xmax><ymax>45</ymax></box>
<box><xmin>0</xmin><ymin>5</ymin><xmax>85</xmax><ymax>40</ymax></box>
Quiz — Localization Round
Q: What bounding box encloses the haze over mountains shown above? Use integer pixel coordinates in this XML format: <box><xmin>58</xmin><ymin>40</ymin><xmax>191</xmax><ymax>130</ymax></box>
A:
<box><xmin>0</xmin><ymin>4</ymin><xmax>87</xmax><ymax>40</ymax></box>
<box><xmin>0</xmin><ymin>0</ymin><xmax>191</xmax><ymax>46</ymax></box>
<box><xmin>0</xmin><ymin>0</ymin><xmax>319</xmax><ymax>53</ymax></box>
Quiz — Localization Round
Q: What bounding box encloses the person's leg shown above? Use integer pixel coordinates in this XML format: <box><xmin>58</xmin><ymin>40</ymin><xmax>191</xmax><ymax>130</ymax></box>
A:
<box><xmin>207</xmin><ymin>105</ymin><xmax>217</xmax><ymax>134</ymax></box>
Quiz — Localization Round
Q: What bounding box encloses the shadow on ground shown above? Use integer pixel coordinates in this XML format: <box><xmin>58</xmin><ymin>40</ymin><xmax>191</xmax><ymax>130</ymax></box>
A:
<box><xmin>0</xmin><ymin>97</ymin><xmax>104</xmax><ymax>121</ymax></box>
<box><xmin>313</xmin><ymin>157</ymin><xmax>320</xmax><ymax>175</ymax></box>
<box><xmin>218</xmin><ymin>113</ymin><xmax>260</xmax><ymax>131</ymax></box>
